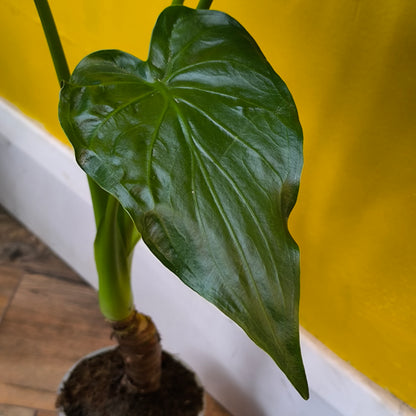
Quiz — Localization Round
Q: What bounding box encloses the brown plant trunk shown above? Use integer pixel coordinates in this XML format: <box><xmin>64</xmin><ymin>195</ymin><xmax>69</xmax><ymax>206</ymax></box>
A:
<box><xmin>110</xmin><ymin>310</ymin><xmax>162</xmax><ymax>394</ymax></box>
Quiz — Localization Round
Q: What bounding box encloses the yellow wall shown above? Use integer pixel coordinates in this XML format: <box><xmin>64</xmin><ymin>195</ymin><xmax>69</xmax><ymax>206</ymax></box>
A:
<box><xmin>2</xmin><ymin>0</ymin><xmax>415</xmax><ymax>407</ymax></box>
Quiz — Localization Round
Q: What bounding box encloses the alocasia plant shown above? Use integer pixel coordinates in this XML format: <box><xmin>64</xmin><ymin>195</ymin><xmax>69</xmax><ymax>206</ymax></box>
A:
<box><xmin>35</xmin><ymin>0</ymin><xmax>309</xmax><ymax>402</ymax></box>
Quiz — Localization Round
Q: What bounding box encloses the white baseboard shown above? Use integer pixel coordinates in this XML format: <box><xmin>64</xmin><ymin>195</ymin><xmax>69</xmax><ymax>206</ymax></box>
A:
<box><xmin>1</xmin><ymin>97</ymin><xmax>414</xmax><ymax>416</ymax></box>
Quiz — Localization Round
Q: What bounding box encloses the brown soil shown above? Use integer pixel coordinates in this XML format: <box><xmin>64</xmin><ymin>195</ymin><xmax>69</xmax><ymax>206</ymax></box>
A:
<box><xmin>56</xmin><ymin>347</ymin><xmax>204</xmax><ymax>416</ymax></box>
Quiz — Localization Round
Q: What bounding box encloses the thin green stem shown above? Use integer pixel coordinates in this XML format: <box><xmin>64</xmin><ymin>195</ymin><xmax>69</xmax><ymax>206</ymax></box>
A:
<box><xmin>171</xmin><ymin>0</ymin><xmax>185</xmax><ymax>5</ymax></box>
<box><xmin>197</xmin><ymin>0</ymin><xmax>213</xmax><ymax>9</ymax></box>
<box><xmin>33</xmin><ymin>0</ymin><xmax>70</xmax><ymax>84</ymax></box>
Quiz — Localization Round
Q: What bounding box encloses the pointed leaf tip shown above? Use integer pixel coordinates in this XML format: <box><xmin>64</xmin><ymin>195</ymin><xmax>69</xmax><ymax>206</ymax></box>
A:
<box><xmin>59</xmin><ymin>6</ymin><xmax>308</xmax><ymax>397</ymax></box>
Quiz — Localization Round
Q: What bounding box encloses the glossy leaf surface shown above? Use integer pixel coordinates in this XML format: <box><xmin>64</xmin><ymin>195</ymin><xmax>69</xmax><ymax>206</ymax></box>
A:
<box><xmin>59</xmin><ymin>6</ymin><xmax>308</xmax><ymax>398</ymax></box>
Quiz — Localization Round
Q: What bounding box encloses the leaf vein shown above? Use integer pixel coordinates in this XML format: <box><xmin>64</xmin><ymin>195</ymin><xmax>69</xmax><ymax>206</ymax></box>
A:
<box><xmin>189</xmin><ymin>135</ymin><xmax>285</xmax><ymax>300</ymax></box>
<box><xmin>89</xmin><ymin>90</ymin><xmax>155</xmax><ymax>142</ymax></box>
<box><xmin>175</xmin><ymin>96</ymin><xmax>284</xmax><ymax>184</ymax></box>
<box><xmin>170</xmin><ymin>100</ymin><xmax>285</xmax><ymax>355</ymax></box>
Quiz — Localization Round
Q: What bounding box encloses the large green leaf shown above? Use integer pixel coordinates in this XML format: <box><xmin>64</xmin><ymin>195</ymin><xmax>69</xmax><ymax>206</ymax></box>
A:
<box><xmin>59</xmin><ymin>5</ymin><xmax>308</xmax><ymax>398</ymax></box>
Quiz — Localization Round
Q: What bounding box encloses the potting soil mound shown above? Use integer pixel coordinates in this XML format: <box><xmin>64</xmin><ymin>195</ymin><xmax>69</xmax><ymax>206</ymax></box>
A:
<box><xmin>57</xmin><ymin>348</ymin><xmax>203</xmax><ymax>416</ymax></box>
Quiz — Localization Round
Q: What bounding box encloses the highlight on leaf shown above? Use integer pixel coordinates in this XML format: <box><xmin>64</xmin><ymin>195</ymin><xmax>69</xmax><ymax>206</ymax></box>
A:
<box><xmin>58</xmin><ymin>5</ymin><xmax>308</xmax><ymax>399</ymax></box>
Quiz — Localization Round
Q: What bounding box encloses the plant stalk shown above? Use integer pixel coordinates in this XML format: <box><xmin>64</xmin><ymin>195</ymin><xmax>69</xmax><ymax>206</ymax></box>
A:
<box><xmin>171</xmin><ymin>0</ymin><xmax>185</xmax><ymax>5</ymax></box>
<box><xmin>93</xmin><ymin>190</ymin><xmax>136</xmax><ymax>321</ymax></box>
<box><xmin>33</xmin><ymin>0</ymin><xmax>70</xmax><ymax>84</ymax></box>
<box><xmin>111</xmin><ymin>311</ymin><xmax>162</xmax><ymax>393</ymax></box>
<box><xmin>197</xmin><ymin>0</ymin><xmax>213</xmax><ymax>9</ymax></box>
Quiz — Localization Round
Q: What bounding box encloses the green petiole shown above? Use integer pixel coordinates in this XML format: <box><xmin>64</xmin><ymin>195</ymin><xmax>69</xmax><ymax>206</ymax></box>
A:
<box><xmin>92</xmin><ymin>184</ymin><xmax>140</xmax><ymax>321</ymax></box>
<box><xmin>197</xmin><ymin>0</ymin><xmax>213</xmax><ymax>9</ymax></box>
<box><xmin>33</xmin><ymin>0</ymin><xmax>69</xmax><ymax>84</ymax></box>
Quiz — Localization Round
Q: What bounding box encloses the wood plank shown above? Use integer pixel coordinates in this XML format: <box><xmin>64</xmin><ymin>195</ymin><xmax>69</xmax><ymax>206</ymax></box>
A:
<box><xmin>0</xmin><ymin>272</ymin><xmax>114</xmax><ymax>410</ymax></box>
<box><xmin>0</xmin><ymin>206</ymin><xmax>81</xmax><ymax>283</ymax></box>
<box><xmin>0</xmin><ymin>404</ymin><xmax>57</xmax><ymax>416</ymax></box>
<box><xmin>0</xmin><ymin>385</ymin><xmax>51</xmax><ymax>415</ymax></box>
<box><xmin>0</xmin><ymin>399</ymin><xmax>230</xmax><ymax>416</ymax></box>
<box><xmin>0</xmin><ymin>206</ymin><xmax>25</xmax><ymax>321</ymax></box>
<box><xmin>0</xmin><ymin>404</ymin><xmax>35</xmax><ymax>416</ymax></box>
<box><xmin>0</xmin><ymin>266</ymin><xmax>22</xmax><ymax>323</ymax></box>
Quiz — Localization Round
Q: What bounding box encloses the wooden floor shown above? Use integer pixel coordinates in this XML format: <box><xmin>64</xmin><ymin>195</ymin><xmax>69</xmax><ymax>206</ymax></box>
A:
<box><xmin>0</xmin><ymin>205</ymin><xmax>230</xmax><ymax>416</ymax></box>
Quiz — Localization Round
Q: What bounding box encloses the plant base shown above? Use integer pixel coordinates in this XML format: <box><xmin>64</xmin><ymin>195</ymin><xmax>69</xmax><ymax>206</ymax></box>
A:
<box><xmin>57</xmin><ymin>347</ymin><xmax>204</xmax><ymax>416</ymax></box>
